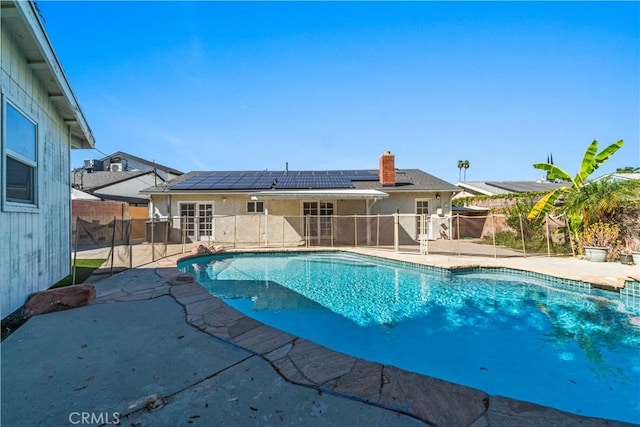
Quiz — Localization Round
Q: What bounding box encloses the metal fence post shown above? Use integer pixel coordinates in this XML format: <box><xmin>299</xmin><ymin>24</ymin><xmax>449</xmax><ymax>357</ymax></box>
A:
<box><xmin>128</xmin><ymin>219</ymin><xmax>133</xmax><ymax>268</ymax></box>
<box><xmin>72</xmin><ymin>216</ymin><xmax>79</xmax><ymax>285</ymax></box>
<box><xmin>545</xmin><ymin>213</ymin><xmax>551</xmax><ymax>258</ymax></box>
<box><xmin>234</xmin><ymin>215</ymin><xmax>237</xmax><ymax>248</ymax></box>
<box><xmin>331</xmin><ymin>215</ymin><xmax>334</xmax><ymax>247</ymax></box>
<box><xmin>393</xmin><ymin>213</ymin><xmax>399</xmax><ymax>252</ymax></box>
<box><xmin>491</xmin><ymin>214</ymin><xmax>497</xmax><ymax>259</ymax></box>
<box><xmin>181</xmin><ymin>216</ymin><xmax>186</xmax><ymax>254</ymax></box>
<box><xmin>456</xmin><ymin>214</ymin><xmax>461</xmax><ymax>256</ymax></box>
<box><xmin>519</xmin><ymin>214</ymin><xmax>527</xmax><ymax>258</ymax></box>
<box><xmin>151</xmin><ymin>216</ymin><xmax>155</xmax><ymax>262</ymax></box>
<box><xmin>110</xmin><ymin>216</ymin><xmax>116</xmax><ymax>276</ymax></box>
<box><xmin>354</xmin><ymin>215</ymin><xmax>358</xmax><ymax>247</ymax></box>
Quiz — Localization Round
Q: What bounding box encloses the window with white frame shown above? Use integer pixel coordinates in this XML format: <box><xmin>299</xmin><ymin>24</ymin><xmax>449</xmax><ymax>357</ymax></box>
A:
<box><xmin>247</xmin><ymin>201</ymin><xmax>264</xmax><ymax>213</ymax></box>
<box><xmin>4</xmin><ymin>101</ymin><xmax>37</xmax><ymax>206</ymax></box>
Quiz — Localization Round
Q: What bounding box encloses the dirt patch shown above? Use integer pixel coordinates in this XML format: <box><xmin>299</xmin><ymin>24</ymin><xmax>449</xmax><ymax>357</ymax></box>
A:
<box><xmin>1</xmin><ymin>307</ymin><xmax>27</xmax><ymax>342</ymax></box>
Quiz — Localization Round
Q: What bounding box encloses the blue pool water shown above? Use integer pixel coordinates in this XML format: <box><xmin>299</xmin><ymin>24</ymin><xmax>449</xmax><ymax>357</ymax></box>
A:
<box><xmin>179</xmin><ymin>251</ymin><xmax>640</xmax><ymax>424</ymax></box>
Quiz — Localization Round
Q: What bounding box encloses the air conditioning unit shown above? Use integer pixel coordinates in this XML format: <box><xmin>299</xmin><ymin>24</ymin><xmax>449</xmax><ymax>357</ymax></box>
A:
<box><xmin>83</xmin><ymin>159</ymin><xmax>103</xmax><ymax>172</ymax></box>
<box><xmin>110</xmin><ymin>163</ymin><xmax>123</xmax><ymax>172</ymax></box>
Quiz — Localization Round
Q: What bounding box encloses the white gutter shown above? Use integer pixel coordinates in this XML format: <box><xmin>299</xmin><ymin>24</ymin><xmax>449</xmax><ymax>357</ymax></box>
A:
<box><xmin>248</xmin><ymin>189</ymin><xmax>389</xmax><ymax>200</ymax></box>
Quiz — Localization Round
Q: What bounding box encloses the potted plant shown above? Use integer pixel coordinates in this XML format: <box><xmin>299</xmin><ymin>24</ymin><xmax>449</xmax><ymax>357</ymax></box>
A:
<box><xmin>632</xmin><ymin>240</ymin><xmax>640</xmax><ymax>266</ymax></box>
<box><xmin>619</xmin><ymin>237</ymin><xmax>638</xmax><ymax>265</ymax></box>
<box><xmin>577</xmin><ymin>222</ymin><xmax>620</xmax><ymax>262</ymax></box>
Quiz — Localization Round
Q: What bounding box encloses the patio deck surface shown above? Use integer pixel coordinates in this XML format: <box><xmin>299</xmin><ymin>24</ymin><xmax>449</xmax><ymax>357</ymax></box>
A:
<box><xmin>2</xmin><ymin>245</ymin><xmax>638</xmax><ymax>426</ymax></box>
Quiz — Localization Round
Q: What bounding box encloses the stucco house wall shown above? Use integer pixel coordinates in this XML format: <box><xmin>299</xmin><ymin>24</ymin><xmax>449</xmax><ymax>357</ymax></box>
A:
<box><xmin>148</xmin><ymin>189</ymin><xmax>456</xmax><ymax>245</ymax></box>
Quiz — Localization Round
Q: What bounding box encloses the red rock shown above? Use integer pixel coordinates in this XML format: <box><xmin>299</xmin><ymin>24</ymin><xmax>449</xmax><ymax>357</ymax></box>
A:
<box><xmin>23</xmin><ymin>285</ymin><xmax>96</xmax><ymax>319</ymax></box>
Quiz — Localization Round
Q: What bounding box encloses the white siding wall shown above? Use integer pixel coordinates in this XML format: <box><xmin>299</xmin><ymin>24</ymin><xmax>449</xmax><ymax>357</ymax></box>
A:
<box><xmin>95</xmin><ymin>173</ymin><xmax>156</xmax><ymax>199</ymax></box>
<box><xmin>1</xmin><ymin>26</ymin><xmax>72</xmax><ymax>317</ymax></box>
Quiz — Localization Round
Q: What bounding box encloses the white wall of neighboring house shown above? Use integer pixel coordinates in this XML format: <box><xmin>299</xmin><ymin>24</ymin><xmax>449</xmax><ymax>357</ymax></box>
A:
<box><xmin>94</xmin><ymin>173</ymin><xmax>159</xmax><ymax>200</ymax></box>
<box><xmin>1</xmin><ymin>19</ymin><xmax>72</xmax><ymax>317</ymax></box>
<box><xmin>103</xmin><ymin>155</ymin><xmax>180</xmax><ymax>181</ymax></box>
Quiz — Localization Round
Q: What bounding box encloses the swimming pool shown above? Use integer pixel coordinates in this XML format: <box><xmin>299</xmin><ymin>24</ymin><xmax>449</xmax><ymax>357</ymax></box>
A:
<box><xmin>179</xmin><ymin>251</ymin><xmax>640</xmax><ymax>424</ymax></box>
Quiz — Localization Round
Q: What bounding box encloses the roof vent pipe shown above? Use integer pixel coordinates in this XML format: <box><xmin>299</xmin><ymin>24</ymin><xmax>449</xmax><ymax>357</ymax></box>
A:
<box><xmin>285</xmin><ymin>162</ymin><xmax>289</xmax><ymax>173</ymax></box>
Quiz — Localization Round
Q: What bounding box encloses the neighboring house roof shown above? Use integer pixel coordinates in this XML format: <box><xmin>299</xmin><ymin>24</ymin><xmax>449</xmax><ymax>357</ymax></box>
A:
<box><xmin>593</xmin><ymin>172</ymin><xmax>640</xmax><ymax>182</ymax></box>
<box><xmin>456</xmin><ymin>180</ymin><xmax>567</xmax><ymax>196</ymax></box>
<box><xmin>71</xmin><ymin>188</ymin><xmax>100</xmax><ymax>200</ymax></box>
<box><xmin>99</xmin><ymin>151</ymin><xmax>184</xmax><ymax>175</ymax></box>
<box><xmin>142</xmin><ymin>169</ymin><xmax>459</xmax><ymax>194</ymax></box>
<box><xmin>71</xmin><ymin>170</ymin><xmax>158</xmax><ymax>192</ymax></box>
<box><xmin>92</xmin><ymin>193</ymin><xmax>150</xmax><ymax>205</ymax></box>
<box><xmin>2</xmin><ymin>0</ymin><xmax>94</xmax><ymax>148</ymax></box>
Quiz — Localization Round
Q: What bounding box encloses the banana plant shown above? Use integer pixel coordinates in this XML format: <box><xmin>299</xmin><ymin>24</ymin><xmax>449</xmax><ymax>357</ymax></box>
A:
<box><xmin>527</xmin><ymin>139</ymin><xmax>624</xmax><ymax>221</ymax></box>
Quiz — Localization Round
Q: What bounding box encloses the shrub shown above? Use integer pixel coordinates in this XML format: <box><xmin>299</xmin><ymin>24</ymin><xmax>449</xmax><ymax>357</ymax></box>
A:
<box><xmin>577</xmin><ymin>222</ymin><xmax>622</xmax><ymax>261</ymax></box>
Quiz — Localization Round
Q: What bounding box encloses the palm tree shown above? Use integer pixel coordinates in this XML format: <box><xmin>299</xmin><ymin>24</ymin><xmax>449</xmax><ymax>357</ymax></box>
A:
<box><xmin>527</xmin><ymin>139</ymin><xmax>624</xmax><ymax>221</ymax></box>
<box><xmin>457</xmin><ymin>160</ymin><xmax>464</xmax><ymax>182</ymax></box>
<box><xmin>563</xmin><ymin>177</ymin><xmax>640</xmax><ymax>229</ymax></box>
<box><xmin>462</xmin><ymin>160</ymin><xmax>470</xmax><ymax>181</ymax></box>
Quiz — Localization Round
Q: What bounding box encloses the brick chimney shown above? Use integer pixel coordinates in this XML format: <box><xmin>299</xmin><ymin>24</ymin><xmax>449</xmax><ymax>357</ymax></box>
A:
<box><xmin>379</xmin><ymin>151</ymin><xmax>395</xmax><ymax>186</ymax></box>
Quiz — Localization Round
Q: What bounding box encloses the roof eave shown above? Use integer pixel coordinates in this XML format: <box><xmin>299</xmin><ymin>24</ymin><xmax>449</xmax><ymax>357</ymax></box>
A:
<box><xmin>9</xmin><ymin>1</ymin><xmax>95</xmax><ymax>149</ymax></box>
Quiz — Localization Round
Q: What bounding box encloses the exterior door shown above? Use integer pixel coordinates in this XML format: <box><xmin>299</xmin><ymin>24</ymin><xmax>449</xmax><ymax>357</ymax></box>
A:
<box><xmin>303</xmin><ymin>201</ymin><xmax>334</xmax><ymax>243</ymax></box>
<box><xmin>415</xmin><ymin>199</ymin><xmax>432</xmax><ymax>240</ymax></box>
<box><xmin>180</xmin><ymin>202</ymin><xmax>214</xmax><ymax>241</ymax></box>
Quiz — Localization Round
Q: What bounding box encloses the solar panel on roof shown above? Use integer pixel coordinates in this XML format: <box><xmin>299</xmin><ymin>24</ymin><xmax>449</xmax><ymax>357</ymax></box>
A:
<box><xmin>275</xmin><ymin>174</ymin><xmax>353</xmax><ymax>189</ymax></box>
<box><xmin>170</xmin><ymin>169</ymin><xmax>377</xmax><ymax>190</ymax></box>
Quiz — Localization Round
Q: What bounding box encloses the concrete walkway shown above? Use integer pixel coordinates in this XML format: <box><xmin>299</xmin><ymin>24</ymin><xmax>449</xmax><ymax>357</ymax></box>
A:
<box><xmin>2</xmin><ymin>249</ymin><xmax>638</xmax><ymax>427</ymax></box>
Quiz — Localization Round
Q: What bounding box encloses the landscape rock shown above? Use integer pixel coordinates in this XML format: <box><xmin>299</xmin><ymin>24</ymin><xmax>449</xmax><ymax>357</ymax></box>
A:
<box><xmin>23</xmin><ymin>285</ymin><xmax>96</xmax><ymax>319</ymax></box>
<box><xmin>190</xmin><ymin>244</ymin><xmax>225</xmax><ymax>255</ymax></box>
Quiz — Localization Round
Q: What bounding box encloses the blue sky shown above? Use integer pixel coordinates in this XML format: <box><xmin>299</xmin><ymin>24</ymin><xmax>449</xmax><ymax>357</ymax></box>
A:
<box><xmin>38</xmin><ymin>1</ymin><xmax>639</xmax><ymax>184</ymax></box>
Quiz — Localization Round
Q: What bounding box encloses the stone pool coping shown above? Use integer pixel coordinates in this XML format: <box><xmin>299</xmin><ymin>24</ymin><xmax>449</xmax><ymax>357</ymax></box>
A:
<box><xmin>92</xmin><ymin>248</ymin><xmax>637</xmax><ymax>426</ymax></box>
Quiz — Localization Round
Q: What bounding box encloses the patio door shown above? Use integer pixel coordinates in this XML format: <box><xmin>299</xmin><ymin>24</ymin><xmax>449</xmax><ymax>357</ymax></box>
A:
<box><xmin>180</xmin><ymin>202</ymin><xmax>214</xmax><ymax>241</ymax></box>
<box><xmin>415</xmin><ymin>199</ymin><xmax>432</xmax><ymax>240</ymax></box>
<box><xmin>303</xmin><ymin>201</ymin><xmax>334</xmax><ymax>244</ymax></box>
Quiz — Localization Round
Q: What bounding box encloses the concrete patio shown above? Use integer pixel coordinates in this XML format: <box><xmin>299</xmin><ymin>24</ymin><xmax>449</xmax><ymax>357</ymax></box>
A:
<box><xmin>2</xmin><ymin>247</ymin><xmax>638</xmax><ymax>426</ymax></box>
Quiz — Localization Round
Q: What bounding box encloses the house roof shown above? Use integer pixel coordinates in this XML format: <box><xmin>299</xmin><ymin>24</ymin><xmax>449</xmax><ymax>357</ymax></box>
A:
<box><xmin>1</xmin><ymin>0</ymin><xmax>94</xmax><ymax>149</ymax></box>
<box><xmin>71</xmin><ymin>170</ymin><xmax>159</xmax><ymax>192</ymax></box>
<box><xmin>142</xmin><ymin>169</ymin><xmax>459</xmax><ymax>194</ymax></box>
<box><xmin>593</xmin><ymin>172</ymin><xmax>640</xmax><ymax>182</ymax></box>
<box><xmin>93</xmin><ymin>193</ymin><xmax>150</xmax><ymax>205</ymax></box>
<box><xmin>71</xmin><ymin>188</ymin><xmax>100</xmax><ymax>200</ymax></box>
<box><xmin>99</xmin><ymin>151</ymin><xmax>184</xmax><ymax>175</ymax></box>
<box><xmin>456</xmin><ymin>180</ymin><xmax>567</xmax><ymax>196</ymax></box>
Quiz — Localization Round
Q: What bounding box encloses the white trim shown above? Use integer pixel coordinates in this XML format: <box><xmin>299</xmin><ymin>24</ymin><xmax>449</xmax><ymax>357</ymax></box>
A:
<box><xmin>2</xmin><ymin>95</ymin><xmax>39</xmax><ymax>211</ymax></box>
<box><xmin>250</xmin><ymin>189</ymin><xmax>388</xmax><ymax>200</ymax></box>
<box><xmin>179</xmin><ymin>201</ymin><xmax>215</xmax><ymax>241</ymax></box>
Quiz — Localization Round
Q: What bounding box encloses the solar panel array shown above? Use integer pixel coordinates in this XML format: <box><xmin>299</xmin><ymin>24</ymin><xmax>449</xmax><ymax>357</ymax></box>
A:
<box><xmin>169</xmin><ymin>170</ymin><xmax>379</xmax><ymax>191</ymax></box>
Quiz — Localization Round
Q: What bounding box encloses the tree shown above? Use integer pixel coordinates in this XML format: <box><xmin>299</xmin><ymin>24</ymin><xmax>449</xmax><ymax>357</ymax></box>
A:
<box><xmin>616</xmin><ymin>166</ymin><xmax>640</xmax><ymax>173</ymax></box>
<box><xmin>462</xmin><ymin>160</ymin><xmax>470</xmax><ymax>181</ymax></box>
<box><xmin>563</xmin><ymin>177</ymin><xmax>640</xmax><ymax>229</ymax></box>
<box><xmin>527</xmin><ymin>139</ymin><xmax>624</xmax><ymax>221</ymax></box>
